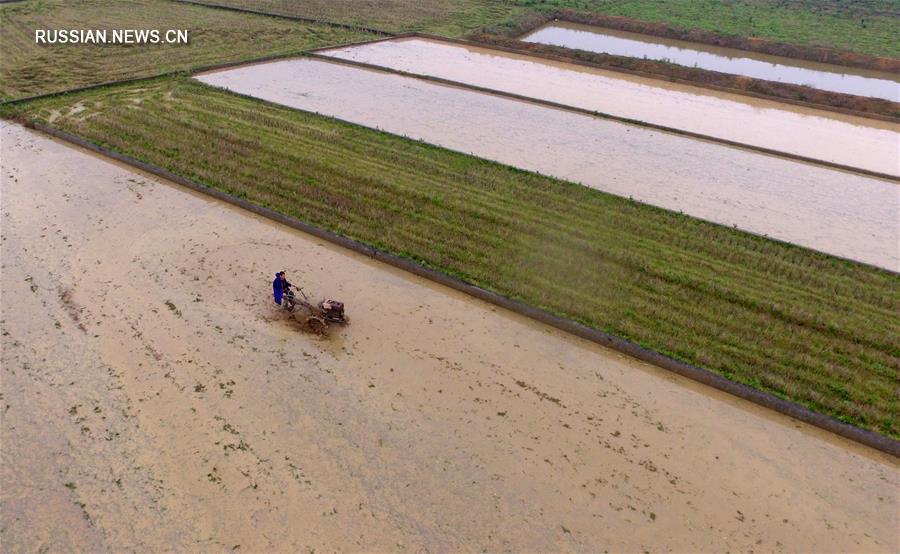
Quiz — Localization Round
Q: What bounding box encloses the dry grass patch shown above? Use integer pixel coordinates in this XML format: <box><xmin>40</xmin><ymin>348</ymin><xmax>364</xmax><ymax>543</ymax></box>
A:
<box><xmin>176</xmin><ymin>0</ymin><xmax>526</xmax><ymax>36</ymax></box>
<box><xmin>0</xmin><ymin>0</ymin><xmax>373</xmax><ymax>100</ymax></box>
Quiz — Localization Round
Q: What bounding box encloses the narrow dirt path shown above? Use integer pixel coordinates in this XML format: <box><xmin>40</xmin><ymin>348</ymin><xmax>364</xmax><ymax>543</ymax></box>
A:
<box><xmin>2</xmin><ymin>122</ymin><xmax>897</xmax><ymax>552</ymax></box>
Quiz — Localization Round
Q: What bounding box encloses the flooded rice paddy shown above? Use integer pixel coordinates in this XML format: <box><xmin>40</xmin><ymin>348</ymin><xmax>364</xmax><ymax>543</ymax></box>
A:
<box><xmin>4</xmin><ymin>121</ymin><xmax>899</xmax><ymax>552</ymax></box>
<box><xmin>196</xmin><ymin>59</ymin><xmax>900</xmax><ymax>271</ymax></box>
<box><xmin>522</xmin><ymin>22</ymin><xmax>900</xmax><ymax>101</ymax></box>
<box><xmin>320</xmin><ymin>37</ymin><xmax>900</xmax><ymax>177</ymax></box>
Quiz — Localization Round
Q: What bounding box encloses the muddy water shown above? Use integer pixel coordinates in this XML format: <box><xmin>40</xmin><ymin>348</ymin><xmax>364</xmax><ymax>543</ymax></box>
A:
<box><xmin>522</xmin><ymin>22</ymin><xmax>900</xmax><ymax>101</ymax></box>
<box><xmin>320</xmin><ymin>37</ymin><xmax>900</xmax><ymax>176</ymax></box>
<box><xmin>196</xmin><ymin>59</ymin><xmax>900</xmax><ymax>271</ymax></box>
<box><xmin>3</xmin><ymin>121</ymin><xmax>899</xmax><ymax>551</ymax></box>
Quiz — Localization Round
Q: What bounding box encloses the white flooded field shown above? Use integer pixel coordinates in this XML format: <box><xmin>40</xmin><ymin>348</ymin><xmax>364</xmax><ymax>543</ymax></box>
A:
<box><xmin>196</xmin><ymin>59</ymin><xmax>900</xmax><ymax>271</ymax></box>
<box><xmin>3</xmin><ymin>121</ymin><xmax>899</xmax><ymax>552</ymax></box>
<box><xmin>522</xmin><ymin>22</ymin><xmax>900</xmax><ymax>102</ymax></box>
<box><xmin>320</xmin><ymin>37</ymin><xmax>900</xmax><ymax>177</ymax></box>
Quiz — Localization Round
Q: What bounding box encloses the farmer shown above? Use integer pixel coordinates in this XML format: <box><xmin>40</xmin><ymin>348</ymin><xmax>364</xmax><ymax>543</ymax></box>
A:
<box><xmin>272</xmin><ymin>271</ymin><xmax>294</xmax><ymax>306</ymax></box>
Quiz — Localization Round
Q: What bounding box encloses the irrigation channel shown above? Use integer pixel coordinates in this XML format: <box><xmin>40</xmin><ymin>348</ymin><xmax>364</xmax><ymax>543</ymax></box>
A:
<box><xmin>318</xmin><ymin>37</ymin><xmax>900</xmax><ymax>177</ymax></box>
<box><xmin>196</xmin><ymin>58</ymin><xmax>899</xmax><ymax>271</ymax></box>
<box><xmin>521</xmin><ymin>21</ymin><xmax>900</xmax><ymax>102</ymax></box>
<box><xmin>3</xmin><ymin>121</ymin><xmax>898</xmax><ymax>552</ymax></box>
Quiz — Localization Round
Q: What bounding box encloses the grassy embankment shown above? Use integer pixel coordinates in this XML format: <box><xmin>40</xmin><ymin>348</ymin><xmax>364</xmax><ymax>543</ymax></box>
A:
<box><xmin>4</xmin><ymin>77</ymin><xmax>898</xmax><ymax>438</ymax></box>
<box><xmin>0</xmin><ymin>0</ymin><xmax>373</xmax><ymax>101</ymax></box>
<box><xmin>173</xmin><ymin>0</ymin><xmax>527</xmax><ymax>37</ymax></box>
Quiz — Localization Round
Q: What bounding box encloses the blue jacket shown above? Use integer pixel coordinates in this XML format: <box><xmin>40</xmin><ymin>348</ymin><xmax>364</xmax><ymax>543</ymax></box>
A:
<box><xmin>273</xmin><ymin>275</ymin><xmax>292</xmax><ymax>304</ymax></box>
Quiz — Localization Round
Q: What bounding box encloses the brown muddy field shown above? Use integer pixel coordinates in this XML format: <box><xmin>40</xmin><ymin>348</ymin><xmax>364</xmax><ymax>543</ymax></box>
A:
<box><xmin>321</xmin><ymin>37</ymin><xmax>900</xmax><ymax>176</ymax></box>
<box><xmin>197</xmin><ymin>59</ymin><xmax>900</xmax><ymax>271</ymax></box>
<box><xmin>1</xmin><ymin>122</ymin><xmax>898</xmax><ymax>552</ymax></box>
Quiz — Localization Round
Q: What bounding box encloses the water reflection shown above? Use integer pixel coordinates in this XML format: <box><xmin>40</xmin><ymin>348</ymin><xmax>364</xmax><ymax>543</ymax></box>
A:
<box><xmin>523</xmin><ymin>22</ymin><xmax>900</xmax><ymax>101</ymax></box>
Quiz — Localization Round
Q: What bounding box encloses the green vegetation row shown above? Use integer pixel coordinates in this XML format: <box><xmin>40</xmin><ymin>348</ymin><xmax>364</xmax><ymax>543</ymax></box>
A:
<box><xmin>5</xmin><ymin>77</ymin><xmax>898</xmax><ymax>438</ymax></box>
<box><xmin>177</xmin><ymin>0</ymin><xmax>900</xmax><ymax>57</ymax></box>
<box><xmin>0</xmin><ymin>0</ymin><xmax>372</xmax><ymax>101</ymax></box>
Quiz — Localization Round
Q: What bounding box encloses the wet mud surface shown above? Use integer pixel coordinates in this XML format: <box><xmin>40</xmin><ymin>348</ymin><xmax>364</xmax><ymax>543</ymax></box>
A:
<box><xmin>320</xmin><ymin>37</ymin><xmax>900</xmax><ymax>176</ymax></box>
<box><xmin>3</xmin><ymin>122</ymin><xmax>900</xmax><ymax>552</ymax></box>
<box><xmin>197</xmin><ymin>59</ymin><xmax>900</xmax><ymax>271</ymax></box>
<box><xmin>521</xmin><ymin>22</ymin><xmax>900</xmax><ymax>101</ymax></box>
